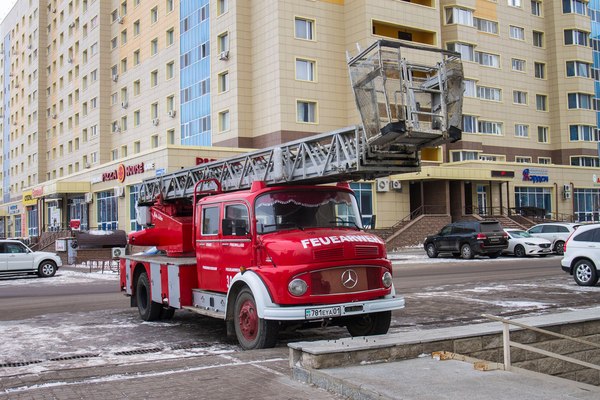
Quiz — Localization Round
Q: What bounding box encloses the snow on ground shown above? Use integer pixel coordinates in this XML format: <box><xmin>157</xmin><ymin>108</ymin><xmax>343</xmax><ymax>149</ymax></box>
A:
<box><xmin>0</xmin><ymin>268</ymin><xmax>118</xmax><ymax>287</ymax></box>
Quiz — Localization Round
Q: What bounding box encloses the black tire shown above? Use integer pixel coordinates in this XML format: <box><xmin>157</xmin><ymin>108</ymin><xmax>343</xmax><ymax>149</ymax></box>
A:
<box><xmin>573</xmin><ymin>259</ymin><xmax>599</xmax><ymax>286</ymax></box>
<box><xmin>160</xmin><ymin>307</ymin><xmax>175</xmax><ymax>320</ymax></box>
<box><xmin>425</xmin><ymin>243</ymin><xmax>438</xmax><ymax>258</ymax></box>
<box><xmin>136</xmin><ymin>272</ymin><xmax>161</xmax><ymax>321</ymax></box>
<box><xmin>38</xmin><ymin>260</ymin><xmax>57</xmax><ymax>278</ymax></box>
<box><xmin>488</xmin><ymin>252</ymin><xmax>501</xmax><ymax>259</ymax></box>
<box><xmin>234</xmin><ymin>287</ymin><xmax>279</xmax><ymax>350</ymax></box>
<box><xmin>514</xmin><ymin>245</ymin><xmax>526</xmax><ymax>258</ymax></box>
<box><xmin>460</xmin><ymin>244</ymin><xmax>474</xmax><ymax>259</ymax></box>
<box><xmin>554</xmin><ymin>241</ymin><xmax>565</xmax><ymax>255</ymax></box>
<box><xmin>346</xmin><ymin>311</ymin><xmax>392</xmax><ymax>336</ymax></box>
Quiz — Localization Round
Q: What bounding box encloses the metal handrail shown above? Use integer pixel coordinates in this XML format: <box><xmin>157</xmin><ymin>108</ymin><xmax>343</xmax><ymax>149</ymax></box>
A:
<box><xmin>483</xmin><ymin>314</ymin><xmax>600</xmax><ymax>373</ymax></box>
<box><xmin>391</xmin><ymin>205</ymin><xmax>447</xmax><ymax>229</ymax></box>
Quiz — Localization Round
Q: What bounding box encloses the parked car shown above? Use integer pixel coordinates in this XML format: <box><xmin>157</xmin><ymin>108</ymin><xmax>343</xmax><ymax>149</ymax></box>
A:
<box><xmin>424</xmin><ymin>220</ymin><xmax>509</xmax><ymax>259</ymax></box>
<box><xmin>527</xmin><ymin>223</ymin><xmax>581</xmax><ymax>255</ymax></box>
<box><xmin>561</xmin><ymin>223</ymin><xmax>600</xmax><ymax>286</ymax></box>
<box><xmin>503</xmin><ymin>229</ymin><xmax>552</xmax><ymax>257</ymax></box>
<box><xmin>0</xmin><ymin>240</ymin><xmax>62</xmax><ymax>278</ymax></box>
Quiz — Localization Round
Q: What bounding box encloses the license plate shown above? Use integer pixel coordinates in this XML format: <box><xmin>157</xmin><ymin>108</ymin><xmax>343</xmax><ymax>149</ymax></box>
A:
<box><xmin>490</xmin><ymin>238</ymin><xmax>499</xmax><ymax>242</ymax></box>
<box><xmin>305</xmin><ymin>306</ymin><xmax>342</xmax><ymax>319</ymax></box>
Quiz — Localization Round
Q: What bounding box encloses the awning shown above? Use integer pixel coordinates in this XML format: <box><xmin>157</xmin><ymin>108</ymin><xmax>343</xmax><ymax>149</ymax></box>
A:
<box><xmin>32</xmin><ymin>181</ymin><xmax>91</xmax><ymax>198</ymax></box>
<box><xmin>392</xmin><ymin>165</ymin><xmax>512</xmax><ymax>182</ymax></box>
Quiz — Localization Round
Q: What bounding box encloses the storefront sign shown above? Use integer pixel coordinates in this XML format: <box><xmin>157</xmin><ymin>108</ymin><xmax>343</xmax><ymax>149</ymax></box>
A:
<box><xmin>32</xmin><ymin>186</ymin><xmax>44</xmax><ymax>197</ymax></box>
<box><xmin>8</xmin><ymin>204</ymin><xmax>20</xmax><ymax>214</ymax></box>
<box><xmin>70</xmin><ymin>219</ymin><xmax>81</xmax><ymax>230</ymax></box>
<box><xmin>522</xmin><ymin>168</ymin><xmax>549</xmax><ymax>183</ymax></box>
<box><xmin>491</xmin><ymin>170</ymin><xmax>515</xmax><ymax>178</ymax></box>
<box><xmin>156</xmin><ymin>168</ymin><xmax>166</xmax><ymax>176</ymax></box>
<box><xmin>102</xmin><ymin>162</ymin><xmax>145</xmax><ymax>182</ymax></box>
<box><xmin>22</xmin><ymin>191</ymin><xmax>37</xmax><ymax>207</ymax></box>
<box><xmin>196</xmin><ymin>157</ymin><xmax>217</xmax><ymax>165</ymax></box>
<box><xmin>592</xmin><ymin>174</ymin><xmax>600</xmax><ymax>186</ymax></box>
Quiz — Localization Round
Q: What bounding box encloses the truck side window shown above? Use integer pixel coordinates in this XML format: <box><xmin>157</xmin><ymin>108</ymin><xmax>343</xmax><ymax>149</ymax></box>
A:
<box><xmin>223</xmin><ymin>204</ymin><xmax>249</xmax><ymax>236</ymax></box>
<box><xmin>202</xmin><ymin>206</ymin><xmax>220</xmax><ymax>236</ymax></box>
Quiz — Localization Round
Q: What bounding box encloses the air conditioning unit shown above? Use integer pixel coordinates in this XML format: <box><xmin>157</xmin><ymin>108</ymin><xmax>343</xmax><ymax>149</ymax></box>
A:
<box><xmin>112</xmin><ymin>74</ymin><xmax>119</xmax><ymax>82</ymax></box>
<box><xmin>67</xmin><ymin>57</ymin><xmax>73</xmax><ymax>63</ymax></box>
<box><xmin>116</xmin><ymin>16</ymin><xmax>124</xmax><ymax>24</ymax></box>
<box><xmin>27</xmin><ymin>44</ymin><xmax>32</xmax><ymax>49</ymax></box>
<box><xmin>51</xmin><ymin>114</ymin><xmax>57</xmax><ymax>119</ymax></box>
<box><xmin>563</xmin><ymin>184</ymin><xmax>571</xmax><ymax>192</ymax></box>
<box><xmin>152</xmin><ymin>118</ymin><xmax>159</xmax><ymax>126</ymax></box>
<box><xmin>391</xmin><ymin>180</ymin><xmax>402</xmax><ymax>190</ymax></box>
<box><xmin>84</xmin><ymin>192</ymin><xmax>93</xmax><ymax>203</ymax></box>
<box><xmin>114</xmin><ymin>186</ymin><xmax>125</xmax><ymax>197</ymax></box>
<box><xmin>111</xmin><ymin>247</ymin><xmax>126</xmax><ymax>258</ymax></box>
<box><xmin>376</xmin><ymin>177</ymin><xmax>390</xmax><ymax>192</ymax></box>
<box><xmin>84</xmin><ymin>163</ymin><xmax>91</xmax><ymax>169</ymax></box>
<box><xmin>69</xmin><ymin>22</ymin><xmax>75</xmax><ymax>28</ymax></box>
<box><xmin>113</xmin><ymin>124</ymin><xmax>121</xmax><ymax>132</ymax></box>
<box><xmin>564</xmin><ymin>191</ymin><xmax>572</xmax><ymax>200</ymax></box>
<box><xmin>218</xmin><ymin>50</ymin><xmax>229</xmax><ymax>60</ymax></box>
<box><xmin>167</xmin><ymin>110</ymin><xmax>176</xmax><ymax>118</ymax></box>
<box><xmin>121</xmin><ymin>101</ymin><xmax>128</xmax><ymax>109</ymax></box>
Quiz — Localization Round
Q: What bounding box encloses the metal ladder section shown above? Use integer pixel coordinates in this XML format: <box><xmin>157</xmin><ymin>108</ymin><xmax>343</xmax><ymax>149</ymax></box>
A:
<box><xmin>140</xmin><ymin>39</ymin><xmax>464</xmax><ymax>203</ymax></box>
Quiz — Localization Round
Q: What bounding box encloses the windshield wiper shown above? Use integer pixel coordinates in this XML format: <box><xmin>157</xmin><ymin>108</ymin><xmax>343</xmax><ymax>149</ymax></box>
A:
<box><xmin>262</xmin><ymin>222</ymin><xmax>304</xmax><ymax>231</ymax></box>
<box><xmin>329</xmin><ymin>219</ymin><xmax>360</xmax><ymax>230</ymax></box>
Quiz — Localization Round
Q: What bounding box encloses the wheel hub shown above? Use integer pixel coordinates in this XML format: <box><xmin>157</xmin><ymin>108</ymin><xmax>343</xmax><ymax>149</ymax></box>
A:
<box><xmin>576</xmin><ymin>265</ymin><xmax>592</xmax><ymax>282</ymax></box>
<box><xmin>238</xmin><ymin>300</ymin><xmax>258</xmax><ymax>340</ymax></box>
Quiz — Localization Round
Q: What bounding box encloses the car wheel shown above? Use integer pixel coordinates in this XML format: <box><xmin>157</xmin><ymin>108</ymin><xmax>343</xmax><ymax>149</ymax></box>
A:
<box><xmin>38</xmin><ymin>261</ymin><xmax>57</xmax><ymax>278</ymax></box>
<box><xmin>488</xmin><ymin>252</ymin><xmax>501</xmax><ymax>259</ymax></box>
<box><xmin>514</xmin><ymin>245</ymin><xmax>526</xmax><ymax>258</ymax></box>
<box><xmin>234</xmin><ymin>287</ymin><xmax>279</xmax><ymax>350</ymax></box>
<box><xmin>573</xmin><ymin>259</ymin><xmax>599</xmax><ymax>286</ymax></box>
<box><xmin>554</xmin><ymin>241</ymin><xmax>565</xmax><ymax>255</ymax></box>
<box><xmin>136</xmin><ymin>272</ymin><xmax>162</xmax><ymax>321</ymax></box>
<box><xmin>460</xmin><ymin>244</ymin><xmax>473</xmax><ymax>259</ymax></box>
<box><xmin>425</xmin><ymin>243</ymin><xmax>438</xmax><ymax>258</ymax></box>
<box><xmin>346</xmin><ymin>311</ymin><xmax>391</xmax><ymax>337</ymax></box>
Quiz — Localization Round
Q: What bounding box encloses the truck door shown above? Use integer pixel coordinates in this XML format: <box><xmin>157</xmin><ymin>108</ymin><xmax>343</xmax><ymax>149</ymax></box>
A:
<box><xmin>219</xmin><ymin>203</ymin><xmax>252</xmax><ymax>291</ymax></box>
<box><xmin>196</xmin><ymin>204</ymin><xmax>221</xmax><ymax>291</ymax></box>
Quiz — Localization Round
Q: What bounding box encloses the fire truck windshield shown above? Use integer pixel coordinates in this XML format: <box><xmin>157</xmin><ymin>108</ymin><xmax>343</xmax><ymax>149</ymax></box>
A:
<box><xmin>255</xmin><ymin>190</ymin><xmax>363</xmax><ymax>234</ymax></box>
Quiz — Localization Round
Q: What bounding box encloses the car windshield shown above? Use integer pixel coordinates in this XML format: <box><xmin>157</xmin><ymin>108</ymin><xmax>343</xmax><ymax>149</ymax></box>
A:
<box><xmin>255</xmin><ymin>189</ymin><xmax>362</xmax><ymax>234</ymax></box>
<box><xmin>508</xmin><ymin>230</ymin><xmax>532</xmax><ymax>238</ymax></box>
<box><xmin>480</xmin><ymin>222</ymin><xmax>503</xmax><ymax>232</ymax></box>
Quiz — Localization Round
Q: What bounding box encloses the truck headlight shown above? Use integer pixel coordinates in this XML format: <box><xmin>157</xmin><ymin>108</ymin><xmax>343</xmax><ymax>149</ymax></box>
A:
<box><xmin>382</xmin><ymin>271</ymin><xmax>393</xmax><ymax>288</ymax></box>
<box><xmin>288</xmin><ymin>279</ymin><xmax>308</xmax><ymax>296</ymax></box>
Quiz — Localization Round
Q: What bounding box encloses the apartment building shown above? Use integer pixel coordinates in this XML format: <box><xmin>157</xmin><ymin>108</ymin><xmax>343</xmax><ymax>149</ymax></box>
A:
<box><xmin>0</xmin><ymin>0</ymin><xmax>598</xmax><ymax>240</ymax></box>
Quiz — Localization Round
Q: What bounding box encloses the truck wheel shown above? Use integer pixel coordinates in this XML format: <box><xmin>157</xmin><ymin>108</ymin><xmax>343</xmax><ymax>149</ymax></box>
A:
<box><xmin>460</xmin><ymin>244</ymin><xmax>473</xmax><ymax>259</ymax></box>
<box><xmin>425</xmin><ymin>243</ymin><xmax>438</xmax><ymax>258</ymax></box>
<box><xmin>554</xmin><ymin>241</ymin><xmax>565</xmax><ymax>255</ymax></box>
<box><xmin>346</xmin><ymin>311</ymin><xmax>391</xmax><ymax>336</ymax></box>
<box><xmin>38</xmin><ymin>261</ymin><xmax>57</xmax><ymax>278</ymax></box>
<box><xmin>573</xmin><ymin>260</ymin><xmax>599</xmax><ymax>286</ymax></box>
<box><xmin>234</xmin><ymin>287</ymin><xmax>279</xmax><ymax>350</ymax></box>
<box><xmin>136</xmin><ymin>272</ymin><xmax>161</xmax><ymax>321</ymax></box>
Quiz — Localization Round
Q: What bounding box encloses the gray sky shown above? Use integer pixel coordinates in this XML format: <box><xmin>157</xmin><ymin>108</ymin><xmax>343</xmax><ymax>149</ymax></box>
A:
<box><xmin>0</xmin><ymin>0</ymin><xmax>18</xmax><ymax>25</ymax></box>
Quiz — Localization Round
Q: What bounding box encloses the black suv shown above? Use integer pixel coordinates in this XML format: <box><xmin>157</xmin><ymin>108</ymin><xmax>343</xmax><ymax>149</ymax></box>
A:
<box><xmin>424</xmin><ymin>220</ymin><xmax>509</xmax><ymax>259</ymax></box>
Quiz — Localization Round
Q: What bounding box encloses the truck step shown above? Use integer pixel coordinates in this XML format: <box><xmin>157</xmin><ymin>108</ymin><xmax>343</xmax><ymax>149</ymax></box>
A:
<box><xmin>182</xmin><ymin>306</ymin><xmax>226</xmax><ymax>320</ymax></box>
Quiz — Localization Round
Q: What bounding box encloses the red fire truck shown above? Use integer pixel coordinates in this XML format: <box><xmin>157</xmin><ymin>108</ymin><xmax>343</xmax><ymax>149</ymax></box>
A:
<box><xmin>119</xmin><ymin>40</ymin><xmax>464</xmax><ymax>349</ymax></box>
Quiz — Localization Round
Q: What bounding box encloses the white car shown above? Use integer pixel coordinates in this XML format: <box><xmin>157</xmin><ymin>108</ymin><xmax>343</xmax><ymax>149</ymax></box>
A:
<box><xmin>561</xmin><ymin>224</ymin><xmax>600</xmax><ymax>286</ymax></box>
<box><xmin>503</xmin><ymin>229</ymin><xmax>553</xmax><ymax>257</ymax></box>
<box><xmin>0</xmin><ymin>240</ymin><xmax>62</xmax><ymax>278</ymax></box>
<box><xmin>527</xmin><ymin>222</ymin><xmax>581</xmax><ymax>255</ymax></box>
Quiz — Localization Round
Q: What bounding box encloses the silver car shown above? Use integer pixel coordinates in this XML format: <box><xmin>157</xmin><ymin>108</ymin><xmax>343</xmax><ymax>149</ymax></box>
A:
<box><xmin>0</xmin><ymin>240</ymin><xmax>62</xmax><ymax>278</ymax></box>
<box><xmin>526</xmin><ymin>223</ymin><xmax>581</xmax><ymax>255</ymax></box>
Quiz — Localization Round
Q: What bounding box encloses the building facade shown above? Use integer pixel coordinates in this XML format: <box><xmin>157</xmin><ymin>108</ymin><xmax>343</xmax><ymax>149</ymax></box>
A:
<box><xmin>0</xmin><ymin>0</ymin><xmax>598</xmax><ymax>240</ymax></box>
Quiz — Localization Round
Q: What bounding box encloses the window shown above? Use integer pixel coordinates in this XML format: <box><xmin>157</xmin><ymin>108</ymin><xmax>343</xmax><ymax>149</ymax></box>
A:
<box><xmin>568</xmin><ymin>93</ymin><xmax>592</xmax><ymax>109</ymax></box>
<box><xmin>134</xmin><ymin>20</ymin><xmax>140</xmax><ymax>36</ymax></box>
<box><xmin>166</xmin><ymin>28</ymin><xmax>174</xmax><ymax>46</ymax></box>
<box><xmin>151</xmin><ymin>70</ymin><xmax>158</xmax><ymax>87</ymax></box>
<box><xmin>111</xmin><ymin>149</ymin><xmax>118</xmax><ymax>161</ymax></box>
<box><xmin>133</xmin><ymin>80</ymin><xmax>140</xmax><ymax>95</ymax></box>
<box><xmin>475</xmin><ymin>51</ymin><xmax>499</xmax><ymax>68</ymax></box>
<box><xmin>111</xmin><ymin>37</ymin><xmax>118</xmax><ymax>49</ymax></box>
<box><xmin>219</xmin><ymin>110</ymin><xmax>230</xmax><ymax>132</ymax></box>
<box><xmin>515</xmin><ymin>124</ymin><xmax>529</xmax><ymax>137</ymax></box>
<box><xmin>571</xmin><ymin>157</ymin><xmax>599</xmax><ymax>167</ymax></box>
<box><xmin>534</xmin><ymin>62</ymin><xmax>545</xmax><ymax>79</ymax></box>
<box><xmin>202</xmin><ymin>207</ymin><xmax>220</xmax><ymax>236</ymax></box>
<box><xmin>121</xmin><ymin>57</ymin><xmax>127</xmax><ymax>73</ymax></box>
<box><xmin>167</xmin><ymin>95</ymin><xmax>175</xmax><ymax>112</ymax></box>
<box><xmin>509</xmin><ymin>25</ymin><xmax>525</xmax><ymax>40</ymax></box>
<box><xmin>218</xmin><ymin>71</ymin><xmax>229</xmax><ymax>93</ymax></box>
<box><xmin>296</xmin><ymin>58</ymin><xmax>315</xmax><ymax>81</ymax></box>
<box><xmin>151</xmin><ymin>38</ymin><xmax>158</xmax><ymax>55</ymax></box>
<box><xmin>166</xmin><ymin>61</ymin><xmax>174</xmax><ymax>79</ymax></box>
<box><xmin>167</xmin><ymin>129</ymin><xmax>175</xmax><ymax>144</ymax></box>
<box><xmin>462</xmin><ymin>115</ymin><xmax>478</xmax><ymax>133</ymax></box>
<box><xmin>151</xmin><ymin>134</ymin><xmax>159</xmax><ymax>148</ymax></box>
<box><xmin>477</xmin><ymin>85</ymin><xmax>501</xmax><ymax>101</ymax></box>
<box><xmin>295</xmin><ymin>17</ymin><xmax>314</xmax><ymax>40</ymax></box>
<box><xmin>531</xmin><ymin>0</ymin><xmax>542</xmax><ymax>16</ymax></box>
<box><xmin>508</xmin><ymin>0</ymin><xmax>522</xmax><ymax>7</ymax></box>
<box><xmin>513</xmin><ymin>91</ymin><xmax>527</xmax><ymax>104</ymax></box>
<box><xmin>512</xmin><ymin>59</ymin><xmax>526</xmax><ymax>72</ymax></box>
<box><xmin>217</xmin><ymin>0</ymin><xmax>228</xmax><ymax>15</ymax></box>
<box><xmin>537</xmin><ymin>126</ymin><xmax>548</xmax><ymax>143</ymax></box>
<box><xmin>570</xmin><ymin>125</ymin><xmax>598</xmax><ymax>141</ymax></box>
<box><xmin>566</xmin><ymin>61</ymin><xmax>591</xmax><ymax>78</ymax></box>
<box><xmin>563</xmin><ymin>0</ymin><xmax>588</xmax><ymax>15</ymax></box>
<box><xmin>564</xmin><ymin>29</ymin><xmax>588</xmax><ymax>46</ymax></box>
<box><xmin>538</xmin><ymin>157</ymin><xmax>551</xmax><ymax>164</ymax></box>
<box><xmin>151</xmin><ymin>102</ymin><xmax>159</xmax><ymax>119</ymax></box>
<box><xmin>166</xmin><ymin>0</ymin><xmax>174</xmax><ymax>13</ymax></box>
<box><xmin>218</xmin><ymin>32</ymin><xmax>229</xmax><ymax>52</ymax></box>
<box><xmin>478</xmin><ymin>120</ymin><xmax>502</xmax><ymax>135</ymax></box>
<box><xmin>134</xmin><ymin>110</ymin><xmax>140</xmax><ymax>126</ymax></box>
<box><xmin>447</xmin><ymin>42</ymin><xmax>474</xmax><ymax>62</ymax></box>
<box><xmin>134</xmin><ymin>141</ymin><xmax>140</xmax><ymax>153</ymax></box>
<box><xmin>474</xmin><ymin>18</ymin><xmax>498</xmax><ymax>34</ymax></box>
<box><xmin>151</xmin><ymin>6</ymin><xmax>158</xmax><ymax>23</ymax></box>
<box><xmin>515</xmin><ymin>156</ymin><xmax>532</xmax><ymax>163</ymax></box>
<box><xmin>451</xmin><ymin>151</ymin><xmax>479</xmax><ymax>162</ymax></box>
<box><xmin>133</xmin><ymin>49</ymin><xmax>140</xmax><ymax>66</ymax></box>
<box><xmin>536</xmin><ymin>94</ymin><xmax>547</xmax><ymax>111</ymax></box>
<box><xmin>121</xmin><ymin>29</ymin><xmax>127</xmax><ymax>45</ymax></box>
<box><xmin>463</xmin><ymin>79</ymin><xmax>476</xmax><ymax>97</ymax></box>
<box><xmin>445</xmin><ymin>7</ymin><xmax>473</xmax><ymax>26</ymax></box>
<box><xmin>97</xmin><ymin>190</ymin><xmax>118</xmax><ymax>231</ymax></box>
<box><xmin>533</xmin><ymin>31</ymin><xmax>544</xmax><ymax>47</ymax></box>
<box><xmin>90</xmin><ymin>42</ymin><xmax>98</xmax><ymax>56</ymax></box>
<box><xmin>297</xmin><ymin>100</ymin><xmax>316</xmax><ymax>123</ymax></box>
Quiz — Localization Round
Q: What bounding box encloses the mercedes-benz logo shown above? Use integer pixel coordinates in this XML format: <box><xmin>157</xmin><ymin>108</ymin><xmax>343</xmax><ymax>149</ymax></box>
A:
<box><xmin>341</xmin><ymin>269</ymin><xmax>358</xmax><ymax>289</ymax></box>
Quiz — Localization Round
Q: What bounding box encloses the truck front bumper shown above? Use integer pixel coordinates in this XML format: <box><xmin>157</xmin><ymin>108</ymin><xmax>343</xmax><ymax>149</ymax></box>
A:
<box><xmin>262</xmin><ymin>295</ymin><xmax>405</xmax><ymax>321</ymax></box>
